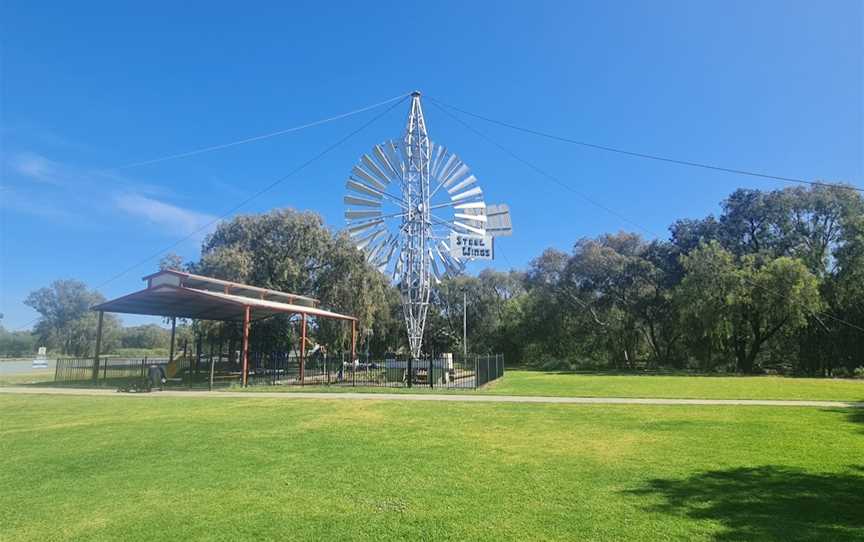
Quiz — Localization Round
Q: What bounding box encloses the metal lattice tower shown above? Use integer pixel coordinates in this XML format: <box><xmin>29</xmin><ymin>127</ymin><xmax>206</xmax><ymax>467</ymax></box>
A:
<box><xmin>401</xmin><ymin>92</ymin><xmax>433</xmax><ymax>359</ymax></box>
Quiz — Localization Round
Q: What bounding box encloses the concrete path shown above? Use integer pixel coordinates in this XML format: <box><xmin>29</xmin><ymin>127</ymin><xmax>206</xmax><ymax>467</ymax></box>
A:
<box><xmin>1</xmin><ymin>386</ymin><xmax>862</xmax><ymax>408</ymax></box>
<box><xmin>0</xmin><ymin>360</ymin><xmax>55</xmax><ymax>374</ymax></box>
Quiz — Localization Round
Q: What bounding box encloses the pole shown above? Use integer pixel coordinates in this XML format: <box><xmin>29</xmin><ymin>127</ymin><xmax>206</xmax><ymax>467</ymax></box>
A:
<box><xmin>209</xmin><ymin>349</ymin><xmax>216</xmax><ymax>391</ymax></box>
<box><xmin>463</xmin><ymin>290</ymin><xmax>467</xmax><ymax>359</ymax></box>
<box><xmin>351</xmin><ymin>319</ymin><xmax>357</xmax><ymax>365</ymax></box>
<box><xmin>241</xmin><ymin>306</ymin><xmax>251</xmax><ymax>387</ymax></box>
<box><xmin>168</xmin><ymin>317</ymin><xmax>176</xmax><ymax>362</ymax></box>
<box><xmin>473</xmin><ymin>354</ymin><xmax>478</xmax><ymax>390</ymax></box>
<box><xmin>92</xmin><ymin>310</ymin><xmax>104</xmax><ymax>383</ymax></box>
<box><xmin>300</xmin><ymin>313</ymin><xmax>307</xmax><ymax>385</ymax></box>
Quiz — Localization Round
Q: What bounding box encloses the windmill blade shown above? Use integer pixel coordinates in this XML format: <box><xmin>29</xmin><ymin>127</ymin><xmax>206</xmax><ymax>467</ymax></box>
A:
<box><xmin>442</xmin><ymin>163</ymin><xmax>470</xmax><ymax>188</ymax></box>
<box><xmin>384</xmin><ymin>141</ymin><xmax>403</xmax><ymax>177</ymax></box>
<box><xmin>455</xmin><ymin>212</ymin><xmax>487</xmax><ymax>222</ymax></box>
<box><xmin>348</xmin><ymin>219</ymin><xmax>384</xmax><ymax>237</ymax></box>
<box><xmin>352</xmin><ymin>166</ymin><xmax>387</xmax><ymax>190</ymax></box>
<box><xmin>361</xmin><ymin>154</ymin><xmax>391</xmax><ymax>185</ymax></box>
<box><xmin>429</xmin><ymin>248</ymin><xmax>442</xmax><ymax>284</ymax></box>
<box><xmin>437</xmin><ymin>242</ymin><xmax>465</xmax><ymax>275</ymax></box>
<box><xmin>430</xmin><ymin>145</ymin><xmax>447</xmax><ymax>178</ymax></box>
<box><xmin>366</xmin><ymin>235</ymin><xmax>389</xmax><ymax>263</ymax></box>
<box><xmin>398</xmin><ymin>142</ymin><xmax>410</xmax><ymax>168</ymax></box>
<box><xmin>437</xmin><ymin>154</ymin><xmax>459</xmax><ymax>181</ymax></box>
<box><xmin>356</xmin><ymin>227</ymin><xmax>385</xmax><ymax>249</ymax></box>
<box><xmin>434</xmin><ymin>244</ymin><xmax>454</xmax><ymax>275</ymax></box>
<box><xmin>344</xmin><ymin>195</ymin><xmax>382</xmax><ymax>208</ymax></box>
<box><xmin>371</xmin><ymin>235</ymin><xmax>397</xmax><ymax>267</ymax></box>
<box><xmin>346</xmin><ymin>179</ymin><xmax>383</xmax><ymax>199</ymax></box>
<box><xmin>381</xmin><ymin>237</ymin><xmax>399</xmax><ymax>268</ymax></box>
<box><xmin>351</xmin><ymin>174</ymin><xmax>386</xmax><ymax>192</ymax></box>
<box><xmin>447</xmin><ymin>175</ymin><xmax>477</xmax><ymax>194</ymax></box>
<box><xmin>345</xmin><ymin>210</ymin><xmax>382</xmax><ymax>220</ymax></box>
<box><xmin>450</xmin><ymin>186</ymin><xmax>483</xmax><ymax>202</ymax></box>
<box><xmin>455</xmin><ymin>201</ymin><xmax>486</xmax><ymax>210</ymax></box>
<box><xmin>392</xmin><ymin>255</ymin><xmax>403</xmax><ymax>283</ymax></box>
<box><xmin>373</xmin><ymin>145</ymin><xmax>398</xmax><ymax>179</ymax></box>
<box><xmin>453</xmin><ymin>221</ymin><xmax>486</xmax><ymax>235</ymax></box>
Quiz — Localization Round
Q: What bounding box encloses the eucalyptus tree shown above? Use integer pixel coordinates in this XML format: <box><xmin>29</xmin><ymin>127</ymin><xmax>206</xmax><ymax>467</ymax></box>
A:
<box><xmin>192</xmin><ymin>209</ymin><xmax>393</xmax><ymax>352</ymax></box>
<box><xmin>24</xmin><ymin>279</ymin><xmax>120</xmax><ymax>356</ymax></box>
<box><xmin>678</xmin><ymin>242</ymin><xmax>821</xmax><ymax>373</ymax></box>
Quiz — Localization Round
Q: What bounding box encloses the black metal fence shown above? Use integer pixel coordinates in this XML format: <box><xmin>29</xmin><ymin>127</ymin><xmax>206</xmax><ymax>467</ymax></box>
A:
<box><xmin>54</xmin><ymin>357</ymin><xmax>191</xmax><ymax>387</ymax></box>
<box><xmin>53</xmin><ymin>352</ymin><xmax>505</xmax><ymax>390</ymax></box>
<box><xmin>247</xmin><ymin>352</ymin><xmax>504</xmax><ymax>390</ymax></box>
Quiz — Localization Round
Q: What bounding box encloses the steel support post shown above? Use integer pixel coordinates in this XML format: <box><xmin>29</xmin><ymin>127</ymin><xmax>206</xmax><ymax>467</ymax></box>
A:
<box><xmin>300</xmin><ymin>313</ymin><xmax>307</xmax><ymax>384</ymax></box>
<box><xmin>351</xmin><ymin>319</ymin><xmax>357</xmax><ymax>365</ymax></box>
<box><xmin>92</xmin><ymin>310</ymin><xmax>104</xmax><ymax>383</ymax></box>
<box><xmin>241</xmin><ymin>306</ymin><xmax>251</xmax><ymax>387</ymax></box>
<box><xmin>168</xmin><ymin>317</ymin><xmax>176</xmax><ymax>362</ymax></box>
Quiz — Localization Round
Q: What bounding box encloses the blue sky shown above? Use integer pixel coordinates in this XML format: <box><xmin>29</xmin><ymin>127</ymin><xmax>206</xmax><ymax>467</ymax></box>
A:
<box><xmin>1</xmin><ymin>0</ymin><xmax>861</xmax><ymax>330</ymax></box>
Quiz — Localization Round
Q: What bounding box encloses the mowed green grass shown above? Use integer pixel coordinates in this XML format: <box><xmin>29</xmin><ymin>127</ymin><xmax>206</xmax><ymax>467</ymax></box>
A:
<box><xmin>483</xmin><ymin>371</ymin><xmax>864</xmax><ymax>401</ymax></box>
<box><xmin>0</xmin><ymin>371</ymin><xmax>55</xmax><ymax>386</ymax></box>
<box><xmin>1</xmin><ymin>395</ymin><xmax>862</xmax><ymax>541</ymax></box>
<box><xmin>236</xmin><ymin>371</ymin><xmax>864</xmax><ymax>402</ymax></box>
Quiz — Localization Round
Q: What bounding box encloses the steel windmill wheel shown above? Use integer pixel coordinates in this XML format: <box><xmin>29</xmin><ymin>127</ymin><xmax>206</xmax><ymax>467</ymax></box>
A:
<box><xmin>343</xmin><ymin>93</ymin><xmax>488</xmax><ymax>358</ymax></box>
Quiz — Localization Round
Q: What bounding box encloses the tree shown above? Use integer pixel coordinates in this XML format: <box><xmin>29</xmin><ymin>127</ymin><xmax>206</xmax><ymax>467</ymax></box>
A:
<box><xmin>0</xmin><ymin>316</ymin><xmax>37</xmax><ymax>357</ymax></box>
<box><xmin>192</xmin><ymin>209</ymin><xmax>394</xmax><ymax>353</ymax></box>
<box><xmin>24</xmin><ymin>279</ymin><xmax>119</xmax><ymax>356</ymax></box>
<box><xmin>119</xmin><ymin>324</ymin><xmax>171</xmax><ymax>350</ymax></box>
<box><xmin>158</xmin><ymin>253</ymin><xmax>185</xmax><ymax>271</ymax></box>
<box><xmin>678</xmin><ymin>242</ymin><xmax>821</xmax><ymax>373</ymax></box>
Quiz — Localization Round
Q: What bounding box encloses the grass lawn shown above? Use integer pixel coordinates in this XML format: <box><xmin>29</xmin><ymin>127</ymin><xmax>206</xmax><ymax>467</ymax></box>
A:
<box><xmin>481</xmin><ymin>370</ymin><xmax>864</xmax><ymax>401</ymax></box>
<box><xmin>232</xmin><ymin>370</ymin><xmax>864</xmax><ymax>402</ymax></box>
<box><xmin>1</xmin><ymin>395</ymin><xmax>861</xmax><ymax>541</ymax></box>
<box><xmin>0</xmin><ymin>371</ymin><xmax>55</xmax><ymax>386</ymax></box>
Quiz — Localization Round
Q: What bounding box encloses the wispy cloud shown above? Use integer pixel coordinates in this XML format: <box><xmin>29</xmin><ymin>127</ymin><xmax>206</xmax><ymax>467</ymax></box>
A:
<box><xmin>4</xmin><ymin>150</ymin><xmax>173</xmax><ymax>198</ymax></box>
<box><xmin>8</xmin><ymin>152</ymin><xmax>64</xmax><ymax>185</ymax></box>
<box><xmin>5</xmin><ymin>150</ymin><xmax>219</xmax><ymax>240</ymax></box>
<box><xmin>0</xmin><ymin>187</ymin><xmax>76</xmax><ymax>220</ymax></box>
<box><xmin>114</xmin><ymin>193</ymin><xmax>218</xmax><ymax>238</ymax></box>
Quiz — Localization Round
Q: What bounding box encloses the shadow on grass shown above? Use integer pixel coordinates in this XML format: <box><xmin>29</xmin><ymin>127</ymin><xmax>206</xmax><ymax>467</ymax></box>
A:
<box><xmin>629</xmin><ymin>466</ymin><xmax>864</xmax><ymax>541</ymax></box>
<box><xmin>847</xmin><ymin>405</ymin><xmax>864</xmax><ymax>430</ymax></box>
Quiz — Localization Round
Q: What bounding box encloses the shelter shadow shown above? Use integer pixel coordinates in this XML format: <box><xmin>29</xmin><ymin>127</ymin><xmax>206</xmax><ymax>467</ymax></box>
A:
<box><xmin>629</xmin><ymin>466</ymin><xmax>864</xmax><ymax>541</ymax></box>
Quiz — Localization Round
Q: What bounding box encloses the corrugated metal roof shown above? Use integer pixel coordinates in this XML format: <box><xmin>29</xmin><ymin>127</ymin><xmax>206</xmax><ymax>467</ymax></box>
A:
<box><xmin>141</xmin><ymin>269</ymin><xmax>319</xmax><ymax>306</ymax></box>
<box><xmin>92</xmin><ymin>283</ymin><xmax>355</xmax><ymax>322</ymax></box>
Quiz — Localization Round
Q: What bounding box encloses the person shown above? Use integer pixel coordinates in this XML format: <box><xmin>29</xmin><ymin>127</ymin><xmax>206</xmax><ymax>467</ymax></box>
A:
<box><xmin>147</xmin><ymin>365</ymin><xmax>167</xmax><ymax>391</ymax></box>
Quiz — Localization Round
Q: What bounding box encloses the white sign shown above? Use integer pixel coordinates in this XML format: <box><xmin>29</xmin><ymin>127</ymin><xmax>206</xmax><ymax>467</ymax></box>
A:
<box><xmin>450</xmin><ymin>232</ymin><xmax>494</xmax><ymax>260</ymax></box>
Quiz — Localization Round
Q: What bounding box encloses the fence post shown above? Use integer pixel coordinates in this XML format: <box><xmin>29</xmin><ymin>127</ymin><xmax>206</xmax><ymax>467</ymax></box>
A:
<box><xmin>474</xmin><ymin>354</ymin><xmax>478</xmax><ymax>389</ymax></box>
<box><xmin>91</xmin><ymin>310</ymin><xmax>104</xmax><ymax>384</ymax></box>
<box><xmin>429</xmin><ymin>356</ymin><xmax>433</xmax><ymax>389</ymax></box>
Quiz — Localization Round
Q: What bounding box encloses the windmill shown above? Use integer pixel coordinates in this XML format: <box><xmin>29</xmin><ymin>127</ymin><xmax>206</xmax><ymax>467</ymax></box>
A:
<box><xmin>343</xmin><ymin>92</ymin><xmax>506</xmax><ymax>359</ymax></box>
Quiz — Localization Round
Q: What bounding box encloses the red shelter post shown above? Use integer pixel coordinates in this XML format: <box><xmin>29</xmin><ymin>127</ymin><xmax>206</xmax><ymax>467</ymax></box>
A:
<box><xmin>351</xmin><ymin>319</ymin><xmax>357</xmax><ymax>364</ymax></box>
<box><xmin>241</xmin><ymin>305</ymin><xmax>251</xmax><ymax>387</ymax></box>
<box><xmin>300</xmin><ymin>313</ymin><xmax>307</xmax><ymax>384</ymax></box>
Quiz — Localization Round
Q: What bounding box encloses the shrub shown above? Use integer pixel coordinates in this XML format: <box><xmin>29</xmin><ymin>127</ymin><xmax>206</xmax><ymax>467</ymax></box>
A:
<box><xmin>541</xmin><ymin>358</ymin><xmax>573</xmax><ymax>372</ymax></box>
<box><xmin>853</xmin><ymin>367</ymin><xmax>864</xmax><ymax>380</ymax></box>
<box><xmin>832</xmin><ymin>367</ymin><xmax>850</xmax><ymax>378</ymax></box>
